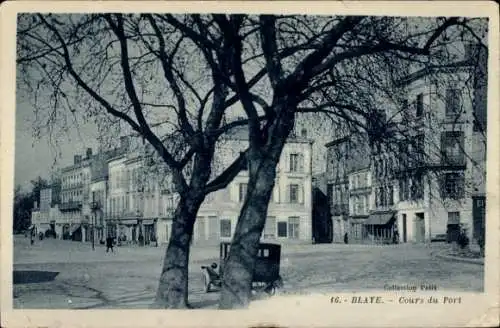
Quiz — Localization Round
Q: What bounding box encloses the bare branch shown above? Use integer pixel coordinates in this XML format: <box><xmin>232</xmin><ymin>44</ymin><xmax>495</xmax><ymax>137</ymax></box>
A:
<box><xmin>205</xmin><ymin>150</ymin><xmax>248</xmax><ymax>194</ymax></box>
<box><xmin>38</xmin><ymin>14</ymin><xmax>142</xmax><ymax>134</ymax></box>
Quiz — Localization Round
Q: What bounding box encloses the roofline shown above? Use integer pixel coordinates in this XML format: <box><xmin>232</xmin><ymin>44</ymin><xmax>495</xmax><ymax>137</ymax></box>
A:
<box><xmin>325</xmin><ymin>136</ymin><xmax>349</xmax><ymax>147</ymax></box>
<box><xmin>395</xmin><ymin>61</ymin><xmax>474</xmax><ymax>87</ymax></box>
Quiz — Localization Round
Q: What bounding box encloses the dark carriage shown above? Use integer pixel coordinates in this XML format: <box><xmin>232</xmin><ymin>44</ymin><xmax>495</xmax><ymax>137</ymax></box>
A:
<box><xmin>201</xmin><ymin>242</ymin><xmax>284</xmax><ymax>295</ymax></box>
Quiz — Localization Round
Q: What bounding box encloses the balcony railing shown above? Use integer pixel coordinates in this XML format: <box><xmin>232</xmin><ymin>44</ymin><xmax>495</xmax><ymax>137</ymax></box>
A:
<box><xmin>441</xmin><ymin>156</ymin><xmax>466</xmax><ymax>167</ymax></box>
<box><xmin>59</xmin><ymin>201</ymin><xmax>82</xmax><ymax>211</ymax></box>
<box><xmin>123</xmin><ymin>211</ymin><xmax>144</xmax><ymax>219</ymax></box>
<box><xmin>349</xmin><ymin>186</ymin><xmax>372</xmax><ymax>194</ymax></box>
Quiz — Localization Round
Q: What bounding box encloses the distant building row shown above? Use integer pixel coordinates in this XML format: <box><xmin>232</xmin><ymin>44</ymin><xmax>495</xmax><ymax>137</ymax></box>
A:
<box><xmin>32</xmin><ymin>131</ymin><xmax>314</xmax><ymax>246</ymax></box>
<box><xmin>313</xmin><ymin>45</ymin><xmax>487</xmax><ymax>245</ymax></box>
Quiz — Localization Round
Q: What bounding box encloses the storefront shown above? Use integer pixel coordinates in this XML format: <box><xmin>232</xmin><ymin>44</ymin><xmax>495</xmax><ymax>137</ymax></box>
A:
<box><xmin>117</xmin><ymin>219</ymin><xmax>138</xmax><ymax>244</ymax></box>
<box><xmin>70</xmin><ymin>224</ymin><xmax>82</xmax><ymax>241</ymax></box>
<box><xmin>142</xmin><ymin>219</ymin><xmax>158</xmax><ymax>245</ymax></box>
<box><xmin>363</xmin><ymin>211</ymin><xmax>397</xmax><ymax>244</ymax></box>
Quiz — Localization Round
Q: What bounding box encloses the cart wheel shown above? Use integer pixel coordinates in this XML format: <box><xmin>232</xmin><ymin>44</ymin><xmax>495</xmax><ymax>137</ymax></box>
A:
<box><xmin>267</xmin><ymin>285</ymin><xmax>276</xmax><ymax>296</ymax></box>
<box><xmin>202</xmin><ymin>273</ymin><xmax>211</xmax><ymax>293</ymax></box>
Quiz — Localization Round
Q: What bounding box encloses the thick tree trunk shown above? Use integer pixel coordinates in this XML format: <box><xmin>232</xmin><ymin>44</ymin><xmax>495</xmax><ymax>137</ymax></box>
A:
<box><xmin>152</xmin><ymin>196</ymin><xmax>200</xmax><ymax>309</ymax></box>
<box><xmin>219</xmin><ymin>155</ymin><xmax>279</xmax><ymax>309</ymax></box>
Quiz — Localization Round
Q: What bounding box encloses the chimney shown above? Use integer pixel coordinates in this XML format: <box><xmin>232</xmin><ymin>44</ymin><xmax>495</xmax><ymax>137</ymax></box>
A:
<box><xmin>74</xmin><ymin>155</ymin><xmax>81</xmax><ymax>164</ymax></box>
<box><xmin>86</xmin><ymin>148</ymin><xmax>92</xmax><ymax>159</ymax></box>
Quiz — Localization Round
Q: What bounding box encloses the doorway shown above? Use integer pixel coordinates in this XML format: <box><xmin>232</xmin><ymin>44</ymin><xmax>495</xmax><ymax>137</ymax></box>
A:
<box><xmin>402</xmin><ymin>214</ymin><xmax>407</xmax><ymax>243</ymax></box>
<box><xmin>415</xmin><ymin>213</ymin><xmax>425</xmax><ymax>243</ymax></box>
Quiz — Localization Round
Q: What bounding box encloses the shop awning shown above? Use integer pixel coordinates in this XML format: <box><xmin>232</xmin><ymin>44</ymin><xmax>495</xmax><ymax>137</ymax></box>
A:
<box><xmin>119</xmin><ymin>219</ymin><xmax>138</xmax><ymax>225</ymax></box>
<box><xmin>142</xmin><ymin>219</ymin><xmax>156</xmax><ymax>225</ymax></box>
<box><xmin>364</xmin><ymin>212</ymin><xmax>396</xmax><ymax>226</ymax></box>
<box><xmin>70</xmin><ymin>224</ymin><xmax>81</xmax><ymax>234</ymax></box>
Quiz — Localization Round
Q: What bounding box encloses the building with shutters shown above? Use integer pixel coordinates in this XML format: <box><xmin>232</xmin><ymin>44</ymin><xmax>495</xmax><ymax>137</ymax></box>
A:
<box><xmin>155</xmin><ymin>127</ymin><xmax>314</xmax><ymax>245</ymax></box>
<box><xmin>325</xmin><ymin>133</ymin><xmax>371</xmax><ymax>243</ymax></box>
<box><xmin>367</xmin><ymin>43</ymin><xmax>487</xmax><ymax>244</ymax></box>
<box><xmin>58</xmin><ymin>148</ymin><xmax>93</xmax><ymax>241</ymax></box>
<box><xmin>321</xmin><ymin>42</ymin><xmax>487</xmax><ymax>245</ymax></box>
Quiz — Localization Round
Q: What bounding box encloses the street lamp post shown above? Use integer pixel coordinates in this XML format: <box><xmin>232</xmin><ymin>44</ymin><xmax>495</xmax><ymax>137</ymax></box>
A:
<box><xmin>92</xmin><ymin>211</ymin><xmax>95</xmax><ymax>251</ymax></box>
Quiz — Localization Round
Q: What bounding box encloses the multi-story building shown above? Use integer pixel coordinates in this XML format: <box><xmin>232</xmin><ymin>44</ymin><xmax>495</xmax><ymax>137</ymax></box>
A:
<box><xmin>30</xmin><ymin>179</ymin><xmax>63</xmax><ymax>238</ymax></box>
<box><xmin>325</xmin><ymin>133</ymin><xmax>370</xmax><ymax>243</ymax></box>
<box><xmin>312</xmin><ymin>173</ymin><xmax>333</xmax><ymax>243</ymax></box>
<box><xmin>158</xmin><ymin>127</ymin><xmax>314</xmax><ymax>245</ymax></box>
<box><xmin>325</xmin><ymin>137</ymin><xmax>350</xmax><ymax>243</ymax></box>
<box><xmin>104</xmin><ymin>136</ymin><xmax>161</xmax><ymax>246</ymax></box>
<box><xmin>370</xmin><ymin>43</ymin><xmax>488</xmax><ymax>244</ymax></box>
<box><xmin>59</xmin><ymin>148</ymin><xmax>93</xmax><ymax>241</ymax></box>
<box><xmin>90</xmin><ymin>150</ymin><xmax>111</xmax><ymax>243</ymax></box>
<box><xmin>348</xmin><ymin>168</ymin><xmax>373</xmax><ymax>243</ymax></box>
<box><xmin>30</xmin><ymin>187</ymin><xmax>52</xmax><ymax>234</ymax></box>
<box><xmin>321</xmin><ymin>44</ymin><xmax>487</xmax><ymax>246</ymax></box>
<box><xmin>107</xmin><ymin>149</ymin><xmax>129</xmax><ymax>240</ymax></box>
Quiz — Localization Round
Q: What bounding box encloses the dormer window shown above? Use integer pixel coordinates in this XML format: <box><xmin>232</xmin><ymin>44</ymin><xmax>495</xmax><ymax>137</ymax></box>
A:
<box><xmin>416</xmin><ymin>93</ymin><xmax>424</xmax><ymax>117</ymax></box>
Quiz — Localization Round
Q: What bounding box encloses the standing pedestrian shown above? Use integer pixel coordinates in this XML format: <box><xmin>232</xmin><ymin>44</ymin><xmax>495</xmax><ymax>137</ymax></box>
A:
<box><xmin>343</xmin><ymin>232</ymin><xmax>349</xmax><ymax>244</ymax></box>
<box><xmin>106</xmin><ymin>236</ymin><xmax>114</xmax><ymax>253</ymax></box>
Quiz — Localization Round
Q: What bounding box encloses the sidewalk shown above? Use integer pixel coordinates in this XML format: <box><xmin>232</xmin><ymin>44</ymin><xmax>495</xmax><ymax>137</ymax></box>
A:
<box><xmin>432</xmin><ymin>249</ymin><xmax>484</xmax><ymax>266</ymax></box>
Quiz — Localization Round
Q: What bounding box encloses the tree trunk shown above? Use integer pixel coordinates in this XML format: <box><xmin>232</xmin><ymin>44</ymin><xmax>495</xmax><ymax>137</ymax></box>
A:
<box><xmin>152</xmin><ymin>196</ymin><xmax>199</xmax><ymax>309</ymax></box>
<box><xmin>219</xmin><ymin>155</ymin><xmax>279</xmax><ymax>309</ymax></box>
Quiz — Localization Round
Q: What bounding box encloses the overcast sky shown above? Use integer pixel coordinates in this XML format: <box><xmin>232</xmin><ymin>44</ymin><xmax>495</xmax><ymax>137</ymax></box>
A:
<box><xmin>14</xmin><ymin>96</ymin><xmax>100</xmax><ymax>191</ymax></box>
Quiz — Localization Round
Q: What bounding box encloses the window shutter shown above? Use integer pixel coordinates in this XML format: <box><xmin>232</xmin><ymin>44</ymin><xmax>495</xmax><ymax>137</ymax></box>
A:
<box><xmin>438</xmin><ymin>174</ymin><xmax>446</xmax><ymax>198</ymax></box>
<box><xmin>299</xmin><ymin>154</ymin><xmax>304</xmax><ymax>172</ymax></box>
<box><xmin>286</xmin><ymin>184</ymin><xmax>291</xmax><ymax>203</ymax></box>
<box><xmin>459</xmin><ymin>174</ymin><xmax>465</xmax><ymax>199</ymax></box>
<box><xmin>446</xmin><ymin>89</ymin><xmax>453</xmax><ymax>114</ymax></box>
<box><xmin>459</xmin><ymin>132</ymin><xmax>465</xmax><ymax>165</ymax></box>
<box><xmin>440</xmin><ymin>132</ymin><xmax>447</xmax><ymax>164</ymax></box>
<box><xmin>299</xmin><ymin>184</ymin><xmax>304</xmax><ymax>204</ymax></box>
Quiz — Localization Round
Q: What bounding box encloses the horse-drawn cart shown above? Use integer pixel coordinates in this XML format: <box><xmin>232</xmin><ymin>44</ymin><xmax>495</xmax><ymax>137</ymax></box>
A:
<box><xmin>201</xmin><ymin>242</ymin><xmax>284</xmax><ymax>295</ymax></box>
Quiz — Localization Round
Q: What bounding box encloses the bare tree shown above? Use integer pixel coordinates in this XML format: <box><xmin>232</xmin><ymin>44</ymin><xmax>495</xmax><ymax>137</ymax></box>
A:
<box><xmin>17</xmin><ymin>13</ymin><xmax>486</xmax><ymax>309</ymax></box>
<box><xmin>16</xmin><ymin>13</ymin><xmax>260</xmax><ymax>308</ymax></box>
<box><xmin>206</xmin><ymin>15</ymin><xmax>487</xmax><ymax>308</ymax></box>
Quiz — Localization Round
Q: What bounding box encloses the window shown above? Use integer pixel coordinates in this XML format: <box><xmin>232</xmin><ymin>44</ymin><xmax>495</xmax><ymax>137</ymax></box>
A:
<box><xmin>288</xmin><ymin>217</ymin><xmax>300</xmax><ymax>239</ymax></box>
<box><xmin>414</xmin><ymin>134</ymin><xmax>425</xmax><ymax>163</ymax></box>
<box><xmin>289</xmin><ymin>184</ymin><xmax>299</xmax><ymax>203</ymax></box>
<box><xmin>289</xmin><ymin>153</ymin><xmax>304</xmax><ymax>172</ymax></box>
<box><xmin>327</xmin><ymin>184</ymin><xmax>333</xmax><ymax>206</ymax></box>
<box><xmin>277</xmin><ymin>221</ymin><xmax>287</xmax><ymax>237</ymax></box>
<box><xmin>301</xmin><ymin>128</ymin><xmax>308</xmax><ymax>138</ymax></box>
<box><xmin>376</xmin><ymin>184</ymin><xmax>393</xmax><ymax>207</ymax></box>
<box><xmin>441</xmin><ymin>131</ymin><xmax>465</xmax><ymax>165</ymax></box>
<box><xmin>387</xmin><ymin>185</ymin><xmax>394</xmax><ymax>205</ymax></box>
<box><xmin>290</xmin><ymin>154</ymin><xmax>298</xmax><ymax>172</ymax></box>
<box><xmin>399</xmin><ymin>177</ymin><xmax>410</xmax><ymax>201</ymax></box>
<box><xmin>238</xmin><ymin>183</ymin><xmax>247</xmax><ymax>202</ymax></box>
<box><xmin>416</xmin><ymin>93</ymin><xmax>424</xmax><ymax>117</ymax></box>
<box><xmin>263</xmin><ymin>216</ymin><xmax>276</xmax><ymax>238</ymax></box>
<box><xmin>410</xmin><ymin>175</ymin><xmax>424</xmax><ymax>200</ymax></box>
<box><xmin>446</xmin><ymin>89</ymin><xmax>461</xmax><ymax>115</ymax></box>
<box><xmin>448</xmin><ymin>211</ymin><xmax>460</xmax><ymax>225</ymax></box>
<box><xmin>220</xmin><ymin>219</ymin><xmax>232</xmax><ymax>238</ymax></box>
<box><xmin>441</xmin><ymin>173</ymin><xmax>465</xmax><ymax>199</ymax></box>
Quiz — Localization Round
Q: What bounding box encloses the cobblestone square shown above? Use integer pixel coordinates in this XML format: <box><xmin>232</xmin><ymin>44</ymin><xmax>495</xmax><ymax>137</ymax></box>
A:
<box><xmin>12</xmin><ymin>236</ymin><xmax>483</xmax><ymax>309</ymax></box>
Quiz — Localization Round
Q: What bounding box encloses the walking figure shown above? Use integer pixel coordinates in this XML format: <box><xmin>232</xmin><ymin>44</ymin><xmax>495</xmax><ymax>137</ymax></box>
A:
<box><xmin>106</xmin><ymin>236</ymin><xmax>114</xmax><ymax>253</ymax></box>
<box><xmin>343</xmin><ymin>232</ymin><xmax>349</xmax><ymax>244</ymax></box>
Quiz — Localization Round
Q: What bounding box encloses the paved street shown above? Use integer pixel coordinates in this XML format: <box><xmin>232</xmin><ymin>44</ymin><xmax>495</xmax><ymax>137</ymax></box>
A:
<box><xmin>12</xmin><ymin>236</ymin><xmax>483</xmax><ymax>309</ymax></box>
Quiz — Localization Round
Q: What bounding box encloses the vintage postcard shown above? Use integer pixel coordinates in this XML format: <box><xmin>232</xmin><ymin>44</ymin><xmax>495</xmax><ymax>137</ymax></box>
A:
<box><xmin>1</xmin><ymin>1</ymin><xmax>498</xmax><ymax>327</ymax></box>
